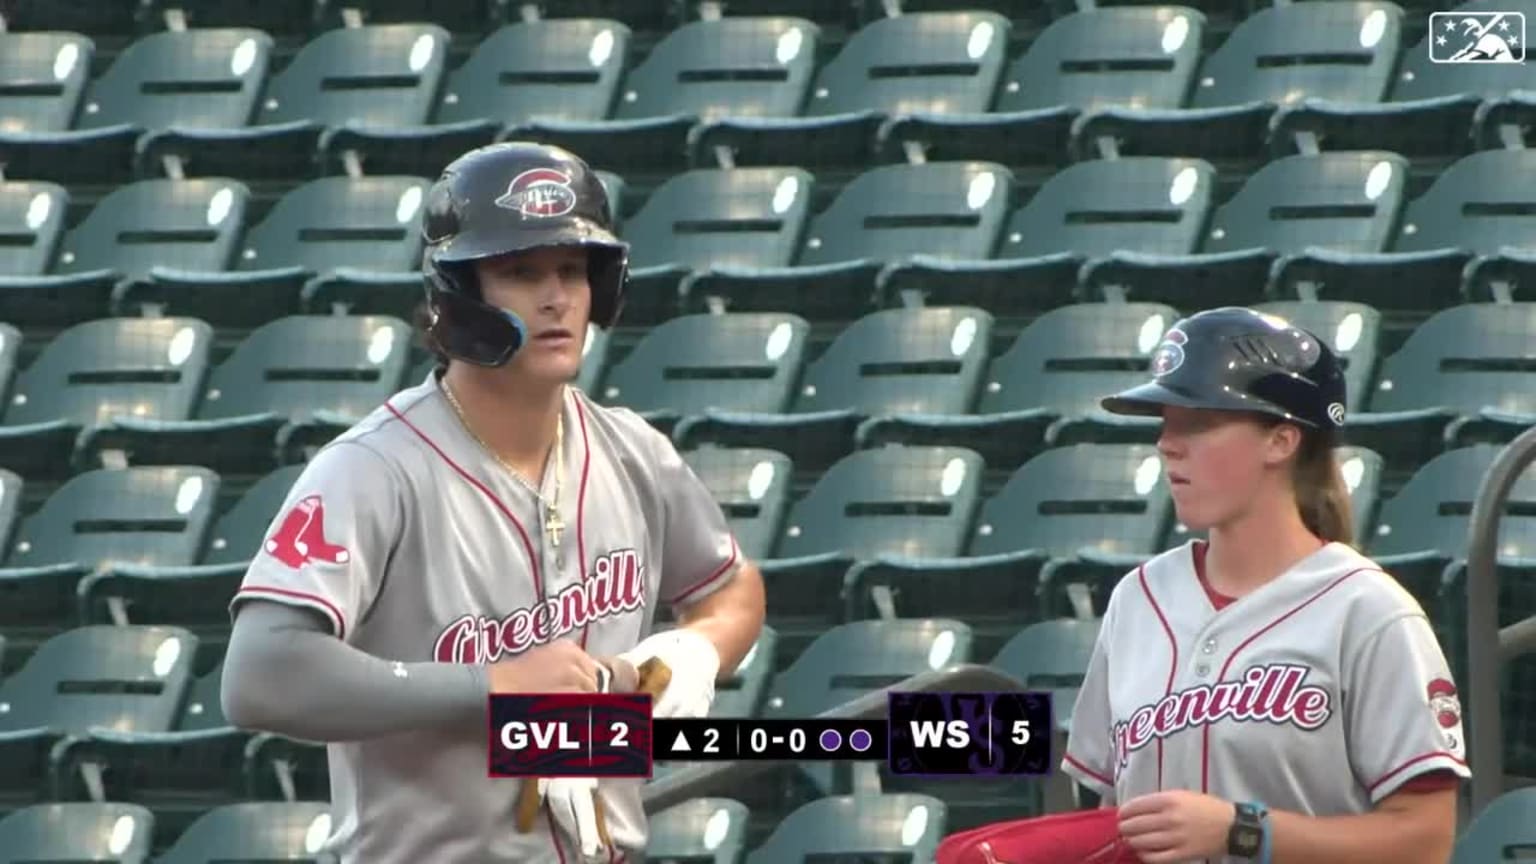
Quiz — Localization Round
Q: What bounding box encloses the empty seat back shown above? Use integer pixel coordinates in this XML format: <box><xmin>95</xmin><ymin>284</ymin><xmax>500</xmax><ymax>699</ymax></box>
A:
<box><xmin>438</xmin><ymin>20</ymin><xmax>629</xmax><ymax>126</ymax></box>
<box><xmin>0</xmin><ymin>32</ymin><xmax>93</xmax><ymax>133</ymax></box>
<box><xmin>0</xmin><ymin>181</ymin><xmax>68</xmax><ymax>276</ymax></box>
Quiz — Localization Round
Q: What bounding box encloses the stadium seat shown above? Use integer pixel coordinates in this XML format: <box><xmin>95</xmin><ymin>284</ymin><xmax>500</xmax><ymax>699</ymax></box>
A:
<box><xmin>1072</xmin><ymin>2</ymin><xmax>1404</xmax><ymax>161</ymax></box>
<box><xmin>857</xmin><ymin>303</ymin><xmax>1179</xmax><ymax>465</ymax></box>
<box><xmin>681</xmin><ymin>447</ymin><xmax>793</xmax><ymax>562</ymax></box>
<box><xmin>1337</xmin><ymin>445</ymin><xmax>1386</xmax><ymax>543</ymax></box>
<box><xmin>678</xmin><ymin>307</ymin><xmax>992</xmax><ymax>469</ymax></box>
<box><xmin>1368</xmin><ymin>445</ymin><xmax>1536</xmax><ymax>609</ymax></box>
<box><xmin>0</xmin><ymin>802</ymin><xmax>154</xmax><ymax>863</ymax></box>
<box><xmin>684</xmin><ymin>162</ymin><xmax>1011</xmax><ymax>322</ymax></box>
<box><xmin>0</xmin><ymin>318</ymin><xmax>213</xmax><ymax>478</ymax></box>
<box><xmin>0</xmin><ymin>468</ymin><xmax>20</xmax><ymax>557</ymax></box>
<box><xmin>0</xmin><ymin>626</ymin><xmax>199</xmax><ymax>740</ymax></box>
<box><xmin>1273</xmin><ymin>0</ymin><xmax>1536</xmax><ymax>159</ymax></box>
<box><xmin>881</xmin><ymin>7</ymin><xmax>1206</xmax><ymax>167</ymax></box>
<box><xmin>138</xmin><ymin>24</ymin><xmax>451</xmax><ymax>181</ymax></box>
<box><xmin>616</xmin><ymin>167</ymin><xmax>816</xmax><ymax>323</ymax></box>
<box><xmin>85</xmin><ymin>315</ymin><xmax>413</xmax><ymax>474</ymax></box>
<box><xmin>757</xmin><ymin>446</ymin><xmax>984</xmax><ymax>638</ymax></box>
<box><xmin>646</xmin><ymin>798</ymin><xmax>751</xmax><ymax>863</ymax></box>
<box><xmin>78</xmin><ymin>464</ymin><xmax>305</xmax><ymax>646</ymax></box>
<box><xmin>711</xmin><ymin>626</ymin><xmax>777</xmax><ymax>718</ymax></box>
<box><xmin>153</xmin><ymin>801</ymin><xmax>334</xmax><ymax>863</ymax></box>
<box><xmin>991</xmin><ymin>619</ymin><xmax>1102</xmax><ymax>729</ymax></box>
<box><xmin>51</xmin><ymin>664</ymin><xmax>255</xmax><ymax>845</ymax></box>
<box><xmin>599</xmin><ymin>313</ymin><xmax>810</xmax><ymax>436</ymax></box>
<box><xmin>0</xmin><ymin>181</ymin><xmax>69</xmax><ymax>278</ymax></box>
<box><xmin>0</xmin><ymin>467</ymin><xmax>219</xmax><ymax>641</ymax></box>
<box><xmin>1451</xmin><ymin>786</ymin><xmax>1536</xmax><ymax>863</ymax></box>
<box><xmin>745</xmin><ymin>793</ymin><xmax>948</xmax><ymax>863</ymax></box>
<box><xmin>1080</xmin><ymin>152</ymin><xmax>1409</xmax><ymax>308</ymax></box>
<box><xmin>0</xmin><ymin>29</ymin><xmax>273</xmax><ymax>184</ymax></box>
<box><xmin>118</xmin><ymin>176</ymin><xmax>427</xmax><ymax>329</ymax></box>
<box><xmin>1273</xmin><ymin>149</ymin><xmax>1536</xmax><ymax>317</ymax></box>
<box><xmin>0</xmin><ymin>322</ymin><xmax>18</xmax><ymax>404</ymax></box>
<box><xmin>1347</xmin><ymin>304</ymin><xmax>1536</xmax><ymax>468</ymax></box>
<box><xmin>878</xmin><ymin>157</ymin><xmax>1215</xmax><ymax>317</ymax></box>
<box><xmin>0</xmin><ymin>32</ymin><xmax>94</xmax><ymax>136</ymax></box>
<box><xmin>327</xmin><ymin>19</ymin><xmax>633</xmax><ymax>177</ymax></box>
<box><xmin>846</xmin><ymin>444</ymin><xmax>1169</xmax><ymax>650</ymax></box>
<box><xmin>514</xmin><ymin>17</ymin><xmax>821</xmax><ymax>175</ymax></box>
<box><xmin>1</xmin><ymin>179</ymin><xmax>249</xmax><ymax>329</ymax></box>
<box><xmin>764</xmin><ymin>619</ymin><xmax>972</xmax><ymax>718</ymax></box>
<box><xmin>693</xmin><ymin>12</ymin><xmax>1011</xmax><ymax>170</ymax></box>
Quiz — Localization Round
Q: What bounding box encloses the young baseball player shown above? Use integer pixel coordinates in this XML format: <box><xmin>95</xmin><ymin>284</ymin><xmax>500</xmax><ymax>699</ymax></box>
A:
<box><xmin>220</xmin><ymin>142</ymin><xmax>767</xmax><ymax>864</ymax></box>
<box><xmin>1056</xmin><ymin>307</ymin><xmax>1470</xmax><ymax>864</ymax></box>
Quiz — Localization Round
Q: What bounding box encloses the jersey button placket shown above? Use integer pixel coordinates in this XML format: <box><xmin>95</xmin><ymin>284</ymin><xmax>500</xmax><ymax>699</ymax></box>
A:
<box><xmin>1195</xmin><ymin>635</ymin><xmax>1218</xmax><ymax>678</ymax></box>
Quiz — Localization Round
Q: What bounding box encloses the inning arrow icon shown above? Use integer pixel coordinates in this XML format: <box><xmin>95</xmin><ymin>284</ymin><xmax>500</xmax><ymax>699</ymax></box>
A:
<box><xmin>671</xmin><ymin>731</ymin><xmax>691</xmax><ymax>753</ymax></box>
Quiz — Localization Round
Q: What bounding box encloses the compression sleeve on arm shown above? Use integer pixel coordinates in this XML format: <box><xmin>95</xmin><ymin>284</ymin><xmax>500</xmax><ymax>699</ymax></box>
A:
<box><xmin>221</xmin><ymin>600</ymin><xmax>490</xmax><ymax>742</ymax></box>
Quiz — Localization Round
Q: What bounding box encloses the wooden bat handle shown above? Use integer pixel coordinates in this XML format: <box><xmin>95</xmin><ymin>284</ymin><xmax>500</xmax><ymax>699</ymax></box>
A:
<box><xmin>516</xmin><ymin>658</ymin><xmax>674</xmax><ymax>836</ymax></box>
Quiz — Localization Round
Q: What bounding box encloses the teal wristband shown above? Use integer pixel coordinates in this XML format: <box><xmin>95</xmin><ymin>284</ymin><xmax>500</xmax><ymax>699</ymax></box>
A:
<box><xmin>1256</xmin><ymin>803</ymin><xmax>1273</xmax><ymax>864</ymax></box>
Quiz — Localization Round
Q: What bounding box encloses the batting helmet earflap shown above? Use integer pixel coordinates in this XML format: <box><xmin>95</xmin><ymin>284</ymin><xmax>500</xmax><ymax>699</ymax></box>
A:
<box><xmin>420</xmin><ymin>141</ymin><xmax>628</xmax><ymax>367</ymax></box>
<box><xmin>1101</xmin><ymin>307</ymin><xmax>1348</xmax><ymax>430</ymax></box>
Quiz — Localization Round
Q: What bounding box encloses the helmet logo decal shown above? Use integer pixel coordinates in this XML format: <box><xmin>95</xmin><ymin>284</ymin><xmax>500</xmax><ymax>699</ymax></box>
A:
<box><xmin>1150</xmin><ymin>327</ymin><xmax>1187</xmax><ymax>377</ymax></box>
<box><xmin>495</xmin><ymin>167</ymin><xmax>578</xmax><ymax>218</ymax></box>
<box><xmin>1327</xmin><ymin>402</ymin><xmax>1346</xmax><ymax>426</ymax></box>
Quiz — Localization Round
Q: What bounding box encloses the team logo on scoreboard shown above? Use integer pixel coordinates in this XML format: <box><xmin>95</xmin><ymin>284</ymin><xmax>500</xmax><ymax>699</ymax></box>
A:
<box><xmin>1429</xmin><ymin>12</ymin><xmax>1524</xmax><ymax>63</ymax></box>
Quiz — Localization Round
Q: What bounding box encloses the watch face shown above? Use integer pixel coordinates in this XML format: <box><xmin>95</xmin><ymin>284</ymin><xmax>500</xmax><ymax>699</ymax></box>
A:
<box><xmin>1232</xmin><ymin>828</ymin><xmax>1261</xmax><ymax>856</ymax></box>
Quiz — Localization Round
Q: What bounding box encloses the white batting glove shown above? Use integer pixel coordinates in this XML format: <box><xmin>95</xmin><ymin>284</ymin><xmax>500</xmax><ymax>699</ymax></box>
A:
<box><xmin>617</xmin><ymin>629</ymin><xmax>720</xmax><ymax>718</ymax></box>
<box><xmin>537</xmin><ymin>777</ymin><xmax>609</xmax><ymax>862</ymax></box>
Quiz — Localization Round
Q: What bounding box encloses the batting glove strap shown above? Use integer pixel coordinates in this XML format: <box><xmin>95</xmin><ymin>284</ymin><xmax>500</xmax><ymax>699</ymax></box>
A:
<box><xmin>618</xmin><ymin>629</ymin><xmax>720</xmax><ymax>719</ymax></box>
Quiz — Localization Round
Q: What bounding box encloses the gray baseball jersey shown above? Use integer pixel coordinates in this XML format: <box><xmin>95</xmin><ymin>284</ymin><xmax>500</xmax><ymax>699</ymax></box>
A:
<box><xmin>232</xmin><ymin>373</ymin><xmax>741</xmax><ymax>864</ymax></box>
<box><xmin>1061</xmin><ymin>539</ymin><xmax>1471</xmax><ymax>863</ymax></box>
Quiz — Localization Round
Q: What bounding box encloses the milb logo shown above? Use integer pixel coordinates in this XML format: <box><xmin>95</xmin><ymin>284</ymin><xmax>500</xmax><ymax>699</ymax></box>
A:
<box><xmin>1429</xmin><ymin>11</ymin><xmax>1525</xmax><ymax>63</ymax></box>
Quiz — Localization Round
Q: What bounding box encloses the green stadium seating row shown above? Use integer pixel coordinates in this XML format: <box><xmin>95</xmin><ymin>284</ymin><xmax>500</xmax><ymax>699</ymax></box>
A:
<box><xmin>1</xmin><ymin>2</ymin><xmax>1532</xmax><ymax>184</ymax></box>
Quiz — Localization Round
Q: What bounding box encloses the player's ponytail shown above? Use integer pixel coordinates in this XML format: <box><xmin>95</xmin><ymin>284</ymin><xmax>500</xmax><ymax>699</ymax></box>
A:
<box><xmin>1294</xmin><ymin>428</ymin><xmax>1355</xmax><ymax>546</ymax></box>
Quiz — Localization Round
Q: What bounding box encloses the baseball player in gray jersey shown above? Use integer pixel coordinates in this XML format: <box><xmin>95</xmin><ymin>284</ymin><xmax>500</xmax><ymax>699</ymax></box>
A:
<box><xmin>1059</xmin><ymin>308</ymin><xmax>1470</xmax><ymax>864</ymax></box>
<box><xmin>221</xmin><ymin>142</ymin><xmax>766</xmax><ymax>864</ymax></box>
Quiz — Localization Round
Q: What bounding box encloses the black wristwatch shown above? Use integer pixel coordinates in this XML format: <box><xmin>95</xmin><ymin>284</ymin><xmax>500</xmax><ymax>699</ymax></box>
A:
<box><xmin>1227</xmin><ymin>801</ymin><xmax>1269</xmax><ymax>860</ymax></box>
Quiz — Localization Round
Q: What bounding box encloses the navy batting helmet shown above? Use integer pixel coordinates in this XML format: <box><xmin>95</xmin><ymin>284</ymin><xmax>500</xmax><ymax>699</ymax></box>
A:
<box><xmin>420</xmin><ymin>141</ymin><xmax>628</xmax><ymax>367</ymax></box>
<box><xmin>1101</xmin><ymin>307</ymin><xmax>1348</xmax><ymax>430</ymax></box>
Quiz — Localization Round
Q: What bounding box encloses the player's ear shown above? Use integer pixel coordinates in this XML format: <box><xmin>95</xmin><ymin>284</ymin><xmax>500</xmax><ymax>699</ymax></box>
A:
<box><xmin>1263</xmin><ymin>421</ymin><xmax>1303</xmax><ymax>466</ymax></box>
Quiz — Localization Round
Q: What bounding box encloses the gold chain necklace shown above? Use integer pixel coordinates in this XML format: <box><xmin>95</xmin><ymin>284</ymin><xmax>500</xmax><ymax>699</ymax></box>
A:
<box><xmin>440</xmin><ymin>379</ymin><xmax>567</xmax><ymax>564</ymax></box>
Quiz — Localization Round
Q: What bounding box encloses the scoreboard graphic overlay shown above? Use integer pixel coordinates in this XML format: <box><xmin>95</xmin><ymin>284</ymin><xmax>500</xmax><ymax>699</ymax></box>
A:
<box><xmin>489</xmin><ymin>691</ymin><xmax>1053</xmax><ymax>779</ymax></box>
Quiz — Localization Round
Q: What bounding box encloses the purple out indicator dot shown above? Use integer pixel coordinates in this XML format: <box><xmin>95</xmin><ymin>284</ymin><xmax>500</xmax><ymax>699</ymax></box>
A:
<box><xmin>819</xmin><ymin>729</ymin><xmax>842</xmax><ymax>752</ymax></box>
<box><xmin>849</xmin><ymin>729</ymin><xmax>873</xmax><ymax>753</ymax></box>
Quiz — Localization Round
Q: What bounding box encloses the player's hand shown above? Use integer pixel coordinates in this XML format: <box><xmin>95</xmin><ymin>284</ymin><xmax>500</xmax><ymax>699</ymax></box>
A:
<box><xmin>617</xmin><ymin>629</ymin><xmax>719</xmax><ymax>718</ymax></box>
<box><xmin>488</xmin><ymin>640</ymin><xmax>603</xmax><ymax>694</ymax></box>
<box><xmin>537</xmin><ymin>777</ymin><xmax>610</xmax><ymax>862</ymax></box>
<box><xmin>1117</xmin><ymin>790</ymin><xmax>1236</xmax><ymax>863</ymax></box>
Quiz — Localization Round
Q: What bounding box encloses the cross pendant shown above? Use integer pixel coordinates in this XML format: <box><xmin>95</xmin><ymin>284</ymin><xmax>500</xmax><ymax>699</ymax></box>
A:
<box><xmin>545</xmin><ymin>506</ymin><xmax>565</xmax><ymax>549</ymax></box>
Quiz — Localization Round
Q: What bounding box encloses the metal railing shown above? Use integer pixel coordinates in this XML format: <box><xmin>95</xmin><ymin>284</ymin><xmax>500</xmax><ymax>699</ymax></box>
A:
<box><xmin>1466</xmin><ymin>425</ymin><xmax>1536</xmax><ymax>814</ymax></box>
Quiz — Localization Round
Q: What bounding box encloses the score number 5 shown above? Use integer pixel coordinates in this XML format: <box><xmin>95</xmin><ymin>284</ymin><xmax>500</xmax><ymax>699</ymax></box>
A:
<box><xmin>1011</xmin><ymin>720</ymin><xmax>1031</xmax><ymax>745</ymax></box>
